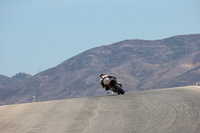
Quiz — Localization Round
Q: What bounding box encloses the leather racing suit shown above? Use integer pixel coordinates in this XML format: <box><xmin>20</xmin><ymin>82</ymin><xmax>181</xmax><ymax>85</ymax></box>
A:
<box><xmin>100</xmin><ymin>74</ymin><xmax>116</xmax><ymax>90</ymax></box>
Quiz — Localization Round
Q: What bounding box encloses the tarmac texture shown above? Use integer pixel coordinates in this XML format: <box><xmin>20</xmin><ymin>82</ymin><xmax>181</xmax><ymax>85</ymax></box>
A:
<box><xmin>0</xmin><ymin>86</ymin><xmax>200</xmax><ymax>133</ymax></box>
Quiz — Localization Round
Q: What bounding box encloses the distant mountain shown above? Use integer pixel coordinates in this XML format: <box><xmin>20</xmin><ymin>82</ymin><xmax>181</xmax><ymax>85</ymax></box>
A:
<box><xmin>12</xmin><ymin>72</ymin><xmax>32</xmax><ymax>80</ymax></box>
<box><xmin>0</xmin><ymin>73</ymin><xmax>32</xmax><ymax>105</ymax></box>
<box><xmin>0</xmin><ymin>73</ymin><xmax>31</xmax><ymax>89</ymax></box>
<box><xmin>0</xmin><ymin>34</ymin><xmax>200</xmax><ymax>105</ymax></box>
<box><xmin>0</xmin><ymin>75</ymin><xmax>14</xmax><ymax>88</ymax></box>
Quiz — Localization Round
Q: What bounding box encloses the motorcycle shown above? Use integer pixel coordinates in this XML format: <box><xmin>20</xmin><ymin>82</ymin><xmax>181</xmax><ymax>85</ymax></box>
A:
<box><xmin>103</xmin><ymin>77</ymin><xmax>125</xmax><ymax>95</ymax></box>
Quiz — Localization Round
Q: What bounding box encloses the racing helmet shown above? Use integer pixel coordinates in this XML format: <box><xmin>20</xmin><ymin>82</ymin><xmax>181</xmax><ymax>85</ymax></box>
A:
<box><xmin>100</xmin><ymin>73</ymin><xmax>104</xmax><ymax>77</ymax></box>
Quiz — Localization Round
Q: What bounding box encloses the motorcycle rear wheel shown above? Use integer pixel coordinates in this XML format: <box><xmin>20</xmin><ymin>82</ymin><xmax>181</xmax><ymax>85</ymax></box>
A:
<box><xmin>114</xmin><ymin>84</ymin><xmax>125</xmax><ymax>95</ymax></box>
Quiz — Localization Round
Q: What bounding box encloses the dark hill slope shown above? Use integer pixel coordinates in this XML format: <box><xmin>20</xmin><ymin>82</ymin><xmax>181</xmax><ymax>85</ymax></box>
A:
<box><xmin>1</xmin><ymin>34</ymin><xmax>200</xmax><ymax>105</ymax></box>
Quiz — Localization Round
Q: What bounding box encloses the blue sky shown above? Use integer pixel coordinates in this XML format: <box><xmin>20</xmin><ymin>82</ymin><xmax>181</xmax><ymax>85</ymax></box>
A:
<box><xmin>0</xmin><ymin>0</ymin><xmax>200</xmax><ymax>77</ymax></box>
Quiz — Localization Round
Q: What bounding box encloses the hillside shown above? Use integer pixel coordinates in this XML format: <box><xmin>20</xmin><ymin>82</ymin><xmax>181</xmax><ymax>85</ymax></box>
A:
<box><xmin>0</xmin><ymin>34</ymin><xmax>200</xmax><ymax>105</ymax></box>
<box><xmin>0</xmin><ymin>86</ymin><xmax>200</xmax><ymax>133</ymax></box>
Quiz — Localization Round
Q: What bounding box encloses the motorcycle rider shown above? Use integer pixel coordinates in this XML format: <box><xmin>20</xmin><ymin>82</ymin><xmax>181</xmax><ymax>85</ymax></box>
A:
<box><xmin>99</xmin><ymin>73</ymin><xmax>117</xmax><ymax>91</ymax></box>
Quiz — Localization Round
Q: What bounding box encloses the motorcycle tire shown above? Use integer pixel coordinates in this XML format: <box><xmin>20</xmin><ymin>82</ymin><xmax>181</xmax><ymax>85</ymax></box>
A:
<box><xmin>114</xmin><ymin>84</ymin><xmax>125</xmax><ymax>95</ymax></box>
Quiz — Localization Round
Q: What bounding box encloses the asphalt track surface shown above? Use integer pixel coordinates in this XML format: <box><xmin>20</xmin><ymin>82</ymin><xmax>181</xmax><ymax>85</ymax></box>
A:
<box><xmin>1</xmin><ymin>86</ymin><xmax>200</xmax><ymax>133</ymax></box>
